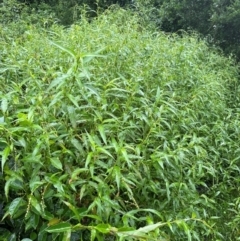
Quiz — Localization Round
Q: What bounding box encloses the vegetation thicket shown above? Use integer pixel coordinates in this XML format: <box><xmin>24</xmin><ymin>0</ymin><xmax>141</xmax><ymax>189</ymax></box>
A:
<box><xmin>0</xmin><ymin>5</ymin><xmax>240</xmax><ymax>241</ymax></box>
<box><xmin>2</xmin><ymin>0</ymin><xmax>240</xmax><ymax>59</ymax></box>
<box><xmin>135</xmin><ymin>0</ymin><xmax>240</xmax><ymax>60</ymax></box>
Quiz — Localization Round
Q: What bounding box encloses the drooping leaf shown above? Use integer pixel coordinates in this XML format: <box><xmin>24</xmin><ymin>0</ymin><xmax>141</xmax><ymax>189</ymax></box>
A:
<box><xmin>1</xmin><ymin>145</ymin><xmax>10</xmax><ymax>172</ymax></box>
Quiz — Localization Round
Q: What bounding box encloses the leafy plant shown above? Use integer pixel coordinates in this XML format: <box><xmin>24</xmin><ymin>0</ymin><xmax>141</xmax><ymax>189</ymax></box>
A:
<box><xmin>0</xmin><ymin>7</ymin><xmax>240</xmax><ymax>241</ymax></box>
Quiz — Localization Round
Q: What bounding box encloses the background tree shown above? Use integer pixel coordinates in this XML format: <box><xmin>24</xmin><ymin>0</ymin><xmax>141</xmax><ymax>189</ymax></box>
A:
<box><xmin>15</xmin><ymin>0</ymin><xmax>133</xmax><ymax>24</ymax></box>
<box><xmin>211</xmin><ymin>0</ymin><xmax>240</xmax><ymax>59</ymax></box>
<box><xmin>136</xmin><ymin>0</ymin><xmax>240</xmax><ymax>60</ymax></box>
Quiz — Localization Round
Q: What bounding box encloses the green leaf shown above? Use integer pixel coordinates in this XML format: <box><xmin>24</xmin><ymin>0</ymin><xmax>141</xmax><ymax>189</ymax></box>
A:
<box><xmin>8</xmin><ymin>233</ymin><xmax>17</xmax><ymax>241</ymax></box>
<box><xmin>29</xmin><ymin>180</ymin><xmax>46</xmax><ymax>193</ymax></box>
<box><xmin>38</xmin><ymin>224</ymin><xmax>48</xmax><ymax>241</ymax></box>
<box><xmin>71</xmin><ymin>138</ymin><xmax>84</xmax><ymax>152</ymax></box>
<box><xmin>67</xmin><ymin>105</ymin><xmax>77</xmax><ymax>128</ymax></box>
<box><xmin>117</xmin><ymin>222</ymin><xmax>165</xmax><ymax>239</ymax></box>
<box><xmin>48</xmin><ymin>218</ymin><xmax>61</xmax><ymax>226</ymax></box>
<box><xmin>1</xmin><ymin>145</ymin><xmax>10</xmax><ymax>172</ymax></box>
<box><xmin>98</xmin><ymin>125</ymin><xmax>107</xmax><ymax>145</ymax></box>
<box><xmin>113</xmin><ymin>166</ymin><xmax>121</xmax><ymax>191</ymax></box>
<box><xmin>133</xmin><ymin>222</ymin><xmax>163</xmax><ymax>233</ymax></box>
<box><xmin>41</xmin><ymin>211</ymin><xmax>54</xmax><ymax>221</ymax></box>
<box><xmin>30</xmin><ymin>195</ymin><xmax>42</xmax><ymax>215</ymax></box>
<box><xmin>91</xmin><ymin>229</ymin><xmax>96</xmax><ymax>241</ymax></box>
<box><xmin>70</xmin><ymin>168</ymin><xmax>88</xmax><ymax>180</ymax></box>
<box><xmin>67</xmin><ymin>94</ymin><xmax>79</xmax><ymax>108</ymax></box>
<box><xmin>96</xmin><ymin>147</ymin><xmax>113</xmax><ymax>158</ymax></box>
<box><xmin>25</xmin><ymin>212</ymin><xmax>40</xmax><ymax>230</ymax></box>
<box><xmin>0</xmin><ymin>116</ymin><xmax>4</xmax><ymax>123</ymax></box>
<box><xmin>1</xmin><ymin>98</ymin><xmax>8</xmax><ymax>114</ymax></box>
<box><xmin>62</xmin><ymin>230</ymin><xmax>71</xmax><ymax>241</ymax></box>
<box><xmin>62</xmin><ymin>201</ymin><xmax>80</xmax><ymax>221</ymax></box>
<box><xmin>49</xmin><ymin>41</ymin><xmax>76</xmax><ymax>60</ymax></box>
<box><xmin>46</xmin><ymin>222</ymin><xmax>72</xmax><ymax>233</ymax></box>
<box><xmin>85</xmin><ymin>152</ymin><xmax>93</xmax><ymax>168</ymax></box>
<box><xmin>121</xmin><ymin>148</ymin><xmax>131</xmax><ymax>167</ymax></box>
<box><xmin>82</xmin><ymin>48</ymin><xmax>106</xmax><ymax>64</ymax></box>
<box><xmin>50</xmin><ymin>157</ymin><xmax>63</xmax><ymax>170</ymax></box>
<box><xmin>47</xmin><ymin>74</ymin><xmax>69</xmax><ymax>92</ymax></box>
<box><xmin>117</xmin><ymin>227</ymin><xmax>135</xmax><ymax>232</ymax></box>
<box><xmin>8</xmin><ymin>197</ymin><xmax>27</xmax><ymax>219</ymax></box>
<box><xmin>95</xmin><ymin>224</ymin><xmax>111</xmax><ymax>234</ymax></box>
<box><xmin>155</xmin><ymin>86</ymin><xmax>162</xmax><ymax>102</ymax></box>
<box><xmin>0</xmin><ymin>228</ymin><xmax>11</xmax><ymax>240</ymax></box>
<box><xmin>79</xmin><ymin>184</ymin><xmax>86</xmax><ymax>201</ymax></box>
<box><xmin>83</xmin><ymin>214</ymin><xmax>102</xmax><ymax>222</ymax></box>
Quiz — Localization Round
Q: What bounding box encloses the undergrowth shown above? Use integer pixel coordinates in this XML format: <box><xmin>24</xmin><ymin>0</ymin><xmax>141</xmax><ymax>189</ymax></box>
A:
<box><xmin>0</xmin><ymin>8</ymin><xmax>240</xmax><ymax>241</ymax></box>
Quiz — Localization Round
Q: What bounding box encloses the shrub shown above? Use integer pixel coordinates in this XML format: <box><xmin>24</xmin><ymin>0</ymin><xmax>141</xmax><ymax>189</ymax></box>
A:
<box><xmin>0</xmin><ymin>8</ymin><xmax>239</xmax><ymax>240</ymax></box>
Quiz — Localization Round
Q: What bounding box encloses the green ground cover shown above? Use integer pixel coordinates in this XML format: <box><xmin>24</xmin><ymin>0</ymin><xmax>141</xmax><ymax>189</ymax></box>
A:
<box><xmin>0</xmin><ymin>8</ymin><xmax>240</xmax><ymax>241</ymax></box>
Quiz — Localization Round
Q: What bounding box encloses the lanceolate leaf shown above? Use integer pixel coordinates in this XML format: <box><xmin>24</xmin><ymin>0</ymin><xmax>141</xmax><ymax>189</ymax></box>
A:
<box><xmin>50</xmin><ymin>157</ymin><xmax>63</xmax><ymax>170</ymax></box>
<box><xmin>62</xmin><ymin>201</ymin><xmax>80</xmax><ymax>221</ymax></box>
<box><xmin>1</xmin><ymin>8</ymin><xmax>240</xmax><ymax>241</ymax></box>
<box><xmin>1</xmin><ymin>145</ymin><xmax>10</xmax><ymax>173</ymax></box>
<box><xmin>47</xmin><ymin>73</ymin><xmax>69</xmax><ymax>92</ymax></box>
<box><xmin>8</xmin><ymin>197</ymin><xmax>27</xmax><ymax>219</ymax></box>
<box><xmin>46</xmin><ymin>222</ymin><xmax>72</xmax><ymax>233</ymax></box>
<box><xmin>98</xmin><ymin>125</ymin><xmax>107</xmax><ymax>145</ymax></box>
<box><xmin>1</xmin><ymin>98</ymin><xmax>8</xmax><ymax>114</ymax></box>
<box><xmin>95</xmin><ymin>224</ymin><xmax>111</xmax><ymax>234</ymax></box>
<box><xmin>113</xmin><ymin>166</ymin><xmax>121</xmax><ymax>191</ymax></box>
<box><xmin>62</xmin><ymin>230</ymin><xmax>71</xmax><ymax>241</ymax></box>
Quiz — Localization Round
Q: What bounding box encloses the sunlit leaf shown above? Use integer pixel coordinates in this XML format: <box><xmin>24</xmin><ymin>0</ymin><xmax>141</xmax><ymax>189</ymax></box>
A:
<box><xmin>8</xmin><ymin>197</ymin><xmax>27</xmax><ymax>219</ymax></box>
<box><xmin>46</xmin><ymin>222</ymin><xmax>72</xmax><ymax>233</ymax></box>
<box><xmin>1</xmin><ymin>145</ymin><xmax>10</xmax><ymax>172</ymax></box>
<box><xmin>30</xmin><ymin>195</ymin><xmax>42</xmax><ymax>215</ymax></box>
<box><xmin>95</xmin><ymin>224</ymin><xmax>111</xmax><ymax>234</ymax></box>
<box><xmin>62</xmin><ymin>230</ymin><xmax>71</xmax><ymax>241</ymax></box>
<box><xmin>1</xmin><ymin>98</ymin><xmax>8</xmax><ymax>114</ymax></box>
<box><xmin>48</xmin><ymin>218</ymin><xmax>61</xmax><ymax>226</ymax></box>
<box><xmin>113</xmin><ymin>166</ymin><xmax>121</xmax><ymax>191</ymax></box>
<box><xmin>50</xmin><ymin>157</ymin><xmax>63</xmax><ymax>170</ymax></box>
<box><xmin>98</xmin><ymin>125</ymin><xmax>107</xmax><ymax>145</ymax></box>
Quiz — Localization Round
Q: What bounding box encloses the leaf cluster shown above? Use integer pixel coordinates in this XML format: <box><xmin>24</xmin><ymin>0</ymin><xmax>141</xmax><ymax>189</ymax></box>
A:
<box><xmin>0</xmin><ymin>8</ymin><xmax>240</xmax><ymax>241</ymax></box>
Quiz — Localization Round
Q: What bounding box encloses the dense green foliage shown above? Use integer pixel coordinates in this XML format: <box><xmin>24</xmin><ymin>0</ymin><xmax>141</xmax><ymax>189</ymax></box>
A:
<box><xmin>1</xmin><ymin>8</ymin><xmax>240</xmax><ymax>240</ymax></box>
<box><xmin>2</xmin><ymin>0</ymin><xmax>240</xmax><ymax>59</ymax></box>
<box><xmin>137</xmin><ymin>0</ymin><xmax>212</xmax><ymax>34</ymax></box>
<box><xmin>211</xmin><ymin>0</ymin><xmax>240</xmax><ymax>59</ymax></box>
<box><xmin>3</xmin><ymin>0</ymin><xmax>133</xmax><ymax>25</ymax></box>
<box><xmin>136</xmin><ymin>0</ymin><xmax>240</xmax><ymax>60</ymax></box>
